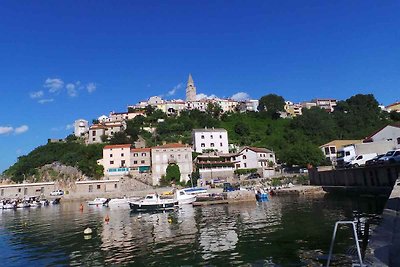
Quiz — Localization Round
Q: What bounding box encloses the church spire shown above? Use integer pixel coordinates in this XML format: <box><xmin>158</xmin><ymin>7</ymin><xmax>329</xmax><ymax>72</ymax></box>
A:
<box><xmin>186</xmin><ymin>73</ymin><xmax>196</xmax><ymax>102</ymax></box>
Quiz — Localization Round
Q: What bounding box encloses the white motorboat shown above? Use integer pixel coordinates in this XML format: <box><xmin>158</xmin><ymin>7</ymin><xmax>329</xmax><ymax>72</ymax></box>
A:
<box><xmin>87</xmin><ymin>197</ymin><xmax>110</xmax><ymax>206</ymax></box>
<box><xmin>3</xmin><ymin>203</ymin><xmax>16</xmax><ymax>209</ymax></box>
<box><xmin>16</xmin><ymin>202</ymin><xmax>31</xmax><ymax>208</ymax></box>
<box><xmin>107</xmin><ymin>197</ymin><xmax>131</xmax><ymax>209</ymax></box>
<box><xmin>176</xmin><ymin>189</ymin><xmax>196</xmax><ymax>205</ymax></box>
<box><xmin>182</xmin><ymin>187</ymin><xmax>208</xmax><ymax>196</ymax></box>
<box><xmin>128</xmin><ymin>194</ymin><xmax>178</xmax><ymax>212</ymax></box>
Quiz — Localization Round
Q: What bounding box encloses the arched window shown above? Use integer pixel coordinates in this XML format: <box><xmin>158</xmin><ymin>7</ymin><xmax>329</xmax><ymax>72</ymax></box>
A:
<box><xmin>243</xmin><ymin>155</ymin><xmax>247</xmax><ymax>159</ymax></box>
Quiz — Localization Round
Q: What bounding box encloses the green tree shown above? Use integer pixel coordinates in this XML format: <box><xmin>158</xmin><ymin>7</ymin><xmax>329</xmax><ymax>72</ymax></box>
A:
<box><xmin>234</xmin><ymin>121</ymin><xmax>250</xmax><ymax>136</ymax></box>
<box><xmin>166</xmin><ymin>164</ymin><xmax>181</xmax><ymax>184</ymax></box>
<box><xmin>145</xmin><ymin>105</ymin><xmax>156</xmax><ymax>116</ymax></box>
<box><xmin>258</xmin><ymin>94</ymin><xmax>285</xmax><ymax>117</ymax></box>
<box><xmin>279</xmin><ymin>142</ymin><xmax>325</xmax><ymax>167</ymax></box>
<box><xmin>109</xmin><ymin>132</ymin><xmax>131</xmax><ymax>145</ymax></box>
<box><xmin>206</xmin><ymin>102</ymin><xmax>223</xmax><ymax>118</ymax></box>
<box><xmin>125</xmin><ymin>119</ymin><xmax>140</xmax><ymax>142</ymax></box>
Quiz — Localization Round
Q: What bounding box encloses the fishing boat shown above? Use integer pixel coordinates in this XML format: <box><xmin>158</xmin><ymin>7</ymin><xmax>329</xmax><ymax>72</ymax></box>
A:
<box><xmin>176</xmin><ymin>189</ymin><xmax>196</xmax><ymax>205</ymax></box>
<box><xmin>128</xmin><ymin>193</ymin><xmax>177</xmax><ymax>212</ymax></box>
<box><xmin>87</xmin><ymin>197</ymin><xmax>110</xmax><ymax>206</ymax></box>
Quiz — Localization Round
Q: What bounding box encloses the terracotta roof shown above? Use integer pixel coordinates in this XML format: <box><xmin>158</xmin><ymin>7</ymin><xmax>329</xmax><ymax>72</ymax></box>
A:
<box><xmin>104</xmin><ymin>144</ymin><xmax>132</xmax><ymax>149</ymax></box>
<box><xmin>90</xmin><ymin>125</ymin><xmax>107</xmax><ymax>129</ymax></box>
<box><xmin>319</xmin><ymin>140</ymin><xmax>362</xmax><ymax>148</ymax></box>
<box><xmin>386</xmin><ymin>102</ymin><xmax>400</xmax><ymax>109</ymax></box>
<box><xmin>239</xmin><ymin>146</ymin><xmax>273</xmax><ymax>153</ymax></box>
<box><xmin>131</xmin><ymin>148</ymin><xmax>151</xmax><ymax>152</ymax></box>
<box><xmin>152</xmin><ymin>143</ymin><xmax>189</xmax><ymax>149</ymax></box>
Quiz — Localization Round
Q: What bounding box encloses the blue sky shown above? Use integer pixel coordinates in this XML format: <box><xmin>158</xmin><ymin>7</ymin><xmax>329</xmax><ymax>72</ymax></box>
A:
<box><xmin>1</xmin><ymin>0</ymin><xmax>400</xmax><ymax>172</ymax></box>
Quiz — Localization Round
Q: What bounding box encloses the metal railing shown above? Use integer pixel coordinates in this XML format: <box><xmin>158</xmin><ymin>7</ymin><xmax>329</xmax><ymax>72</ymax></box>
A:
<box><xmin>326</xmin><ymin>221</ymin><xmax>365</xmax><ymax>267</ymax></box>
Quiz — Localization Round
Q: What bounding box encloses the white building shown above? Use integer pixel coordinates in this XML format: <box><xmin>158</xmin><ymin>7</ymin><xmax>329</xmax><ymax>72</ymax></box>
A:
<box><xmin>102</xmin><ymin>144</ymin><xmax>132</xmax><ymax>176</ymax></box>
<box><xmin>192</xmin><ymin>128</ymin><xmax>229</xmax><ymax>154</ymax></box>
<box><xmin>74</xmin><ymin>119</ymin><xmax>89</xmax><ymax>137</ymax></box>
<box><xmin>151</xmin><ymin>143</ymin><xmax>193</xmax><ymax>185</ymax></box>
<box><xmin>364</xmin><ymin>124</ymin><xmax>400</xmax><ymax>148</ymax></box>
<box><xmin>237</xmin><ymin>147</ymin><xmax>276</xmax><ymax>178</ymax></box>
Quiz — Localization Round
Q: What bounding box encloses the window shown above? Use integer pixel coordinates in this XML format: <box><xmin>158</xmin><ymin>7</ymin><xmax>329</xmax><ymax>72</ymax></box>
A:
<box><xmin>110</xmin><ymin>154</ymin><xmax>113</xmax><ymax>157</ymax></box>
<box><xmin>18</xmin><ymin>188</ymin><xmax>21</xmax><ymax>193</ymax></box>
<box><xmin>220</xmin><ymin>143</ymin><xmax>223</xmax><ymax>146</ymax></box>
<box><xmin>89</xmin><ymin>185</ymin><xmax>93</xmax><ymax>192</ymax></box>
<box><xmin>210</xmin><ymin>143</ymin><xmax>215</xmax><ymax>147</ymax></box>
<box><xmin>92</xmin><ymin>138</ymin><xmax>95</xmax><ymax>141</ymax></box>
<box><xmin>220</xmin><ymin>135</ymin><xmax>222</xmax><ymax>139</ymax></box>
<box><xmin>345</xmin><ymin>151</ymin><xmax>350</xmax><ymax>156</ymax></box>
<box><xmin>244</xmin><ymin>163</ymin><xmax>247</xmax><ymax>167</ymax></box>
<box><xmin>93</xmin><ymin>131</ymin><xmax>96</xmax><ymax>136</ymax></box>
<box><xmin>201</xmin><ymin>135</ymin><xmax>204</xmax><ymax>139</ymax></box>
<box><xmin>110</xmin><ymin>160</ymin><xmax>114</xmax><ymax>164</ymax></box>
<box><xmin>141</xmin><ymin>160</ymin><xmax>145</xmax><ymax>164</ymax></box>
<box><xmin>134</xmin><ymin>160</ymin><xmax>138</xmax><ymax>164</ymax></box>
<box><xmin>243</xmin><ymin>155</ymin><xmax>247</xmax><ymax>159</ymax></box>
<box><xmin>330</xmin><ymin>147</ymin><xmax>336</xmax><ymax>154</ymax></box>
<box><xmin>121</xmin><ymin>160</ymin><xmax>126</xmax><ymax>166</ymax></box>
<box><xmin>211</xmin><ymin>135</ymin><xmax>213</xmax><ymax>139</ymax></box>
<box><xmin>97</xmin><ymin>185</ymin><xmax>101</xmax><ymax>189</ymax></box>
<box><xmin>114</xmin><ymin>183</ymin><xmax>117</xmax><ymax>189</ymax></box>
<box><xmin>121</xmin><ymin>153</ymin><xmax>124</xmax><ymax>157</ymax></box>
<box><xmin>134</xmin><ymin>153</ymin><xmax>138</xmax><ymax>157</ymax></box>
<box><xmin>397</xmin><ymin>137</ymin><xmax>400</xmax><ymax>145</ymax></box>
<box><xmin>142</xmin><ymin>153</ymin><xmax>146</xmax><ymax>156</ymax></box>
<box><xmin>201</xmin><ymin>143</ymin><xmax>205</xmax><ymax>147</ymax></box>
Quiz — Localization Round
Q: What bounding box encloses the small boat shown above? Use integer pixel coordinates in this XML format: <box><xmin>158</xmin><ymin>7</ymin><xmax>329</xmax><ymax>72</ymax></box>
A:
<box><xmin>17</xmin><ymin>202</ymin><xmax>31</xmax><ymax>208</ymax></box>
<box><xmin>87</xmin><ymin>197</ymin><xmax>110</xmax><ymax>206</ymax></box>
<box><xmin>107</xmin><ymin>197</ymin><xmax>132</xmax><ymax>209</ymax></box>
<box><xmin>255</xmin><ymin>189</ymin><xmax>269</xmax><ymax>202</ymax></box>
<box><xmin>128</xmin><ymin>194</ymin><xmax>178</xmax><ymax>212</ymax></box>
<box><xmin>176</xmin><ymin>189</ymin><xmax>196</xmax><ymax>205</ymax></box>
<box><xmin>182</xmin><ymin>187</ymin><xmax>208</xmax><ymax>196</ymax></box>
<box><xmin>3</xmin><ymin>203</ymin><xmax>16</xmax><ymax>209</ymax></box>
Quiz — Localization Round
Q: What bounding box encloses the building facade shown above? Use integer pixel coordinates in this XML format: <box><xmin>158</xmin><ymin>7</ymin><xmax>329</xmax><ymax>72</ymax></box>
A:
<box><xmin>74</xmin><ymin>119</ymin><xmax>89</xmax><ymax>137</ymax></box>
<box><xmin>130</xmin><ymin>148</ymin><xmax>151</xmax><ymax>173</ymax></box>
<box><xmin>237</xmin><ymin>147</ymin><xmax>276</xmax><ymax>178</ymax></box>
<box><xmin>151</xmin><ymin>143</ymin><xmax>193</xmax><ymax>185</ymax></box>
<box><xmin>192</xmin><ymin>128</ymin><xmax>229</xmax><ymax>154</ymax></box>
<box><xmin>102</xmin><ymin>144</ymin><xmax>132</xmax><ymax>176</ymax></box>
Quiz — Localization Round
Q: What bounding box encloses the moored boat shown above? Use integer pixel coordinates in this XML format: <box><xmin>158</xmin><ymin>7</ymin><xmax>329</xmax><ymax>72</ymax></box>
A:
<box><xmin>176</xmin><ymin>189</ymin><xmax>196</xmax><ymax>205</ymax></box>
<box><xmin>128</xmin><ymin>194</ymin><xmax>177</xmax><ymax>212</ymax></box>
<box><xmin>107</xmin><ymin>197</ymin><xmax>131</xmax><ymax>209</ymax></box>
<box><xmin>87</xmin><ymin>197</ymin><xmax>110</xmax><ymax>206</ymax></box>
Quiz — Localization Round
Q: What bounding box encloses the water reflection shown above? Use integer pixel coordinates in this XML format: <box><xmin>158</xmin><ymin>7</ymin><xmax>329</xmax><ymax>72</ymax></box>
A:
<box><xmin>0</xmin><ymin>195</ymin><xmax>387</xmax><ymax>266</ymax></box>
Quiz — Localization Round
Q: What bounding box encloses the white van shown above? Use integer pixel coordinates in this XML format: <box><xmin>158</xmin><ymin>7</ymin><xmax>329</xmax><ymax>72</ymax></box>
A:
<box><xmin>348</xmin><ymin>153</ymin><xmax>377</xmax><ymax>168</ymax></box>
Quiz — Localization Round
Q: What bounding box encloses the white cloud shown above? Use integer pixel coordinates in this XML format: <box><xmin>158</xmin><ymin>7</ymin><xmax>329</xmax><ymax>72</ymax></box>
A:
<box><xmin>196</xmin><ymin>93</ymin><xmax>218</xmax><ymax>100</ymax></box>
<box><xmin>167</xmin><ymin>83</ymin><xmax>183</xmax><ymax>96</ymax></box>
<box><xmin>0</xmin><ymin>126</ymin><xmax>13</xmax><ymax>135</ymax></box>
<box><xmin>14</xmin><ymin>125</ymin><xmax>29</xmax><ymax>134</ymax></box>
<box><xmin>66</xmin><ymin>124</ymin><xmax>74</xmax><ymax>130</ymax></box>
<box><xmin>30</xmin><ymin>90</ymin><xmax>44</xmax><ymax>99</ymax></box>
<box><xmin>38</xmin><ymin>98</ymin><xmax>54</xmax><ymax>104</ymax></box>
<box><xmin>44</xmin><ymin>78</ymin><xmax>64</xmax><ymax>93</ymax></box>
<box><xmin>86</xmin><ymin>82</ymin><xmax>96</xmax><ymax>93</ymax></box>
<box><xmin>66</xmin><ymin>83</ymin><xmax>78</xmax><ymax>97</ymax></box>
<box><xmin>231</xmin><ymin>92</ymin><xmax>250</xmax><ymax>101</ymax></box>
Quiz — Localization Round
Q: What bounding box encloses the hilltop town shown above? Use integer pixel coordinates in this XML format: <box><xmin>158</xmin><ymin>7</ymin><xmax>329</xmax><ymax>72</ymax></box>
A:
<box><xmin>3</xmin><ymin>74</ymin><xmax>400</xmax><ymax>187</ymax></box>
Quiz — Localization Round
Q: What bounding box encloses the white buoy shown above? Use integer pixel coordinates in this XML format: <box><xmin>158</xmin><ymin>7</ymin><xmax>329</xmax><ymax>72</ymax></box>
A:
<box><xmin>84</xmin><ymin>227</ymin><xmax>93</xmax><ymax>235</ymax></box>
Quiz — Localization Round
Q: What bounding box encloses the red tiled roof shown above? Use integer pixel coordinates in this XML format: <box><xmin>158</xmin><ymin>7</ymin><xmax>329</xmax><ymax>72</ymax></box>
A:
<box><xmin>131</xmin><ymin>148</ymin><xmax>151</xmax><ymax>152</ymax></box>
<box><xmin>152</xmin><ymin>143</ymin><xmax>189</xmax><ymax>149</ymax></box>
<box><xmin>104</xmin><ymin>144</ymin><xmax>132</xmax><ymax>149</ymax></box>
<box><xmin>386</xmin><ymin>102</ymin><xmax>400</xmax><ymax>108</ymax></box>
<box><xmin>239</xmin><ymin>146</ymin><xmax>272</xmax><ymax>153</ymax></box>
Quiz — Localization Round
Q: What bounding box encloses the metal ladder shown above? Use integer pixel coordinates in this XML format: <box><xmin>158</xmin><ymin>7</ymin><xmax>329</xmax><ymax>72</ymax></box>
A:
<box><xmin>326</xmin><ymin>221</ymin><xmax>366</xmax><ymax>267</ymax></box>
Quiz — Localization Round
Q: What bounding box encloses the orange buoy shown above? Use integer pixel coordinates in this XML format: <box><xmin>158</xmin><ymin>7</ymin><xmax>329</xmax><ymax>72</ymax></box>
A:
<box><xmin>105</xmin><ymin>214</ymin><xmax>110</xmax><ymax>223</ymax></box>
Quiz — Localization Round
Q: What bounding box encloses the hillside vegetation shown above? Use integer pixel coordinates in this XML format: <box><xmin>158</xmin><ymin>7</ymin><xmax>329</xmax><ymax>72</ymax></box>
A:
<box><xmin>4</xmin><ymin>93</ymin><xmax>399</xmax><ymax>183</ymax></box>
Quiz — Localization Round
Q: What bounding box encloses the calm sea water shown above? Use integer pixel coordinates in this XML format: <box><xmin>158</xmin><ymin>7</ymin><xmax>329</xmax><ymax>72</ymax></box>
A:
<box><xmin>0</xmin><ymin>194</ymin><xmax>386</xmax><ymax>267</ymax></box>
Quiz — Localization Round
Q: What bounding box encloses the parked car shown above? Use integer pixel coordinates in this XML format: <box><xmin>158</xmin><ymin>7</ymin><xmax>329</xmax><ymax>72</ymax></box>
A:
<box><xmin>377</xmin><ymin>150</ymin><xmax>400</xmax><ymax>164</ymax></box>
<box><xmin>246</xmin><ymin>173</ymin><xmax>261</xmax><ymax>179</ymax></box>
<box><xmin>365</xmin><ymin>154</ymin><xmax>385</xmax><ymax>166</ymax></box>
<box><xmin>50</xmin><ymin>189</ymin><xmax>64</xmax><ymax>196</ymax></box>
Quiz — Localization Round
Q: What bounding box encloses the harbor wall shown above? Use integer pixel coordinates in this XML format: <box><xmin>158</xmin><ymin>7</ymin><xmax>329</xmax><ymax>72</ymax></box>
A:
<box><xmin>309</xmin><ymin>164</ymin><xmax>400</xmax><ymax>195</ymax></box>
<box><xmin>0</xmin><ymin>176</ymin><xmax>152</xmax><ymax>200</ymax></box>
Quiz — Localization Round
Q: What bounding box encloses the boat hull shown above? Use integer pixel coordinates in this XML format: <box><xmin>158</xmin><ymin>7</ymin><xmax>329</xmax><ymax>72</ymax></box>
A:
<box><xmin>129</xmin><ymin>201</ymin><xmax>178</xmax><ymax>212</ymax></box>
